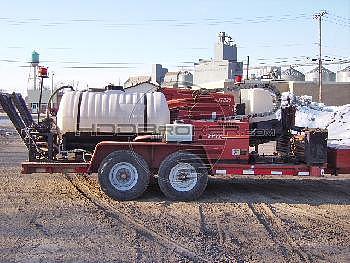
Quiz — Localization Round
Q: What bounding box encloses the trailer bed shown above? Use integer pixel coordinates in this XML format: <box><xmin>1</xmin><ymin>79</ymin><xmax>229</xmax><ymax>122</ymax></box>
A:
<box><xmin>22</xmin><ymin>161</ymin><xmax>325</xmax><ymax>177</ymax></box>
<box><xmin>21</xmin><ymin>146</ymin><xmax>350</xmax><ymax>177</ymax></box>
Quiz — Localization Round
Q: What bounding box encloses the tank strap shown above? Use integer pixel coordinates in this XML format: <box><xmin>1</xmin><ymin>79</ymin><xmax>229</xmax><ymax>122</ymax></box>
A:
<box><xmin>143</xmin><ymin>93</ymin><xmax>147</xmax><ymax>132</ymax></box>
<box><xmin>144</xmin><ymin>94</ymin><xmax>147</xmax><ymax>132</ymax></box>
<box><xmin>76</xmin><ymin>92</ymin><xmax>83</xmax><ymax>132</ymax></box>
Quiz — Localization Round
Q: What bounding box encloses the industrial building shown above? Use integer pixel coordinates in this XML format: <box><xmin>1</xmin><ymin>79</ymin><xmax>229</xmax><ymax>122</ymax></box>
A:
<box><xmin>273</xmin><ymin>81</ymin><xmax>350</xmax><ymax>106</ymax></box>
<box><xmin>163</xmin><ymin>71</ymin><xmax>193</xmax><ymax>87</ymax></box>
<box><xmin>151</xmin><ymin>64</ymin><xmax>168</xmax><ymax>85</ymax></box>
<box><xmin>123</xmin><ymin>82</ymin><xmax>158</xmax><ymax>93</ymax></box>
<box><xmin>193</xmin><ymin>32</ymin><xmax>243</xmax><ymax>89</ymax></box>
<box><xmin>246</xmin><ymin>63</ymin><xmax>349</xmax><ymax>105</ymax></box>
<box><xmin>305</xmin><ymin>66</ymin><xmax>336</xmax><ymax>82</ymax></box>
<box><xmin>26</xmin><ymin>87</ymin><xmax>52</xmax><ymax>114</ymax></box>
<box><xmin>337</xmin><ymin>66</ymin><xmax>350</xmax><ymax>82</ymax></box>
<box><xmin>123</xmin><ymin>64</ymin><xmax>193</xmax><ymax>91</ymax></box>
<box><xmin>250</xmin><ymin>66</ymin><xmax>282</xmax><ymax>80</ymax></box>
<box><xmin>124</xmin><ymin>76</ymin><xmax>152</xmax><ymax>88</ymax></box>
<box><xmin>281</xmin><ymin>66</ymin><xmax>305</xmax><ymax>81</ymax></box>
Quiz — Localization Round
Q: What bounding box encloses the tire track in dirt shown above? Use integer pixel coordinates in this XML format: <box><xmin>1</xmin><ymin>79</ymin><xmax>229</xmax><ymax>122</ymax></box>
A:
<box><xmin>198</xmin><ymin>205</ymin><xmax>207</xmax><ymax>234</ymax></box>
<box><xmin>233</xmin><ymin>182</ymin><xmax>316</xmax><ymax>262</ymax></box>
<box><xmin>159</xmin><ymin>201</ymin><xmax>241</xmax><ymax>261</ymax></box>
<box><xmin>64</xmin><ymin>174</ymin><xmax>208</xmax><ymax>263</ymax></box>
<box><xmin>247</xmin><ymin>202</ymin><xmax>312</xmax><ymax>262</ymax></box>
<box><xmin>67</xmin><ymin>174</ymin><xmax>247</xmax><ymax>262</ymax></box>
<box><xmin>195</xmin><ymin>204</ymin><xmax>246</xmax><ymax>262</ymax></box>
<box><xmin>272</xmin><ymin>200</ymin><xmax>350</xmax><ymax>232</ymax></box>
<box><xmin>267</xmin><ymin>204</ymin><xmax>334</xmax><ymax>262</ymax></box>
<box><xmin>100</xmin><ymin>178</ymin><xmax>245</xmax><ymax>261</ymax></box>
<box><xmin>249</xmin><ymin>180</ymin><xmax>350</xmax><ymax>231</ymax></box>
<box><xmin>90</xmin><ymin>178</ymin><xmax>209</xmax><ymax>237</ymax></box>
<box><xmin>243</xmin><ymin>181</ymin><xmax>341</xmax><ymax>262</ymax></box>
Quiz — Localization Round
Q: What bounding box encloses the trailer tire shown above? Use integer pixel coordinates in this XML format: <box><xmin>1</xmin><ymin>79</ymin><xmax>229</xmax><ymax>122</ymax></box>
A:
<box><xmin>98</xmin><ymin>150</ymin><xmax>150</xmax><ymax>201</ymax></box>
<box><xmin>158</xmin><ymin>151</ymin><xmax>208</xmax><ymax>201</ymax></box>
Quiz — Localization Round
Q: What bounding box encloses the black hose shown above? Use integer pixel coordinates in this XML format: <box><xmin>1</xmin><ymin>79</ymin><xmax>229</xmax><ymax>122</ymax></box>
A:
<box><xmin>37</xmin><ymin>78</ymin><xmax>44</xmax><ymax>122</ymax></box>
<box><xmin>46</xmin><ymin>86</ymin><xmax>74</xmax><ymax>116</ymax></box>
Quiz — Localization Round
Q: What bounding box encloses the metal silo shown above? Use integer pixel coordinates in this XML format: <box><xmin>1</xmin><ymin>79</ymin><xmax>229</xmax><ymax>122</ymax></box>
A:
<box><xmin>336</xmin><ymin>66</ymin><xmax>350</xmax><ymax>82</ymax></box>
<box><xmin>305</xmin><ymin>66</ymin><xmax>336</xmax><ymax>82</ymax></box>
<box><xmin>163</xmin><ymin>71</ymin><xmax>193</xmax><ymax>87</ymax></box>
<box><xmin>178</xmin><ymin>71</ymin><xmax>193</xmax><ymax>87</ymax></box>
<box><xmin>281</xmin><ymin>66</ymin><xmax>305</xmax><ymax>81</ymax></box>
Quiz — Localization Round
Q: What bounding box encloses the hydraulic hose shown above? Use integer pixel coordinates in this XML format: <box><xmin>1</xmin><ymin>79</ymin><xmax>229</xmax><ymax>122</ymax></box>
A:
<box><xmin>46</xmin><ymin>86</ymin><xmax>74</xmax><ymax>117</ymax></box>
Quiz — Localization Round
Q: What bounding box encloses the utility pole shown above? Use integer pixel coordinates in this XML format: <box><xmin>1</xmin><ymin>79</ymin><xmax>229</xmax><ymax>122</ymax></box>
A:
<box><xmin>314</xmin><ymin>10</ymin><xmax>327</xmax><ymax>103</ymax></box>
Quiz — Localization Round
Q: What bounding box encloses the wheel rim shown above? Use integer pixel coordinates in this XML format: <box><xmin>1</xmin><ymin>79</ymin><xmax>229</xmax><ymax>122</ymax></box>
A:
<box><xmin>108</xmin><ymin>162</ymin><xmax>139</xmax><ymax>191</ymax></box>
<box><xmin>169</xmin><ymin>163</ymin><xmax>198</xmax><ymax>192</ymax></box>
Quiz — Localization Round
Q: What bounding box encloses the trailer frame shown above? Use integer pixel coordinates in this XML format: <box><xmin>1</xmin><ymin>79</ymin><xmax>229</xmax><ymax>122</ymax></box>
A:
<box><xmin>22</xmin><ymin>141</ymin><xmax>326</xmax><ymax>177</ymax></box>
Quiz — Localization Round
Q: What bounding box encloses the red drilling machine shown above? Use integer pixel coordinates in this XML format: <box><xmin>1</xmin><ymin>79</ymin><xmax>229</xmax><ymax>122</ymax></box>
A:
<box><xmin>0</xmin><ymin>81</ymin><xmax>348</xmax><ymax>201</ymax></box>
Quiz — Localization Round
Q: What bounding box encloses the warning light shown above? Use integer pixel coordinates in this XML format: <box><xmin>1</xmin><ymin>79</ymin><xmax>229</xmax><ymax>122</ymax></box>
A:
<box><xmin>235</xmin><ymin>75</ymin><xmax>242</xmax><ymax>83</ymax></box>
<box><xmin>38</xmin><ymin>67</ymin><xmax>49</xmax><ymax>78</ymax></box>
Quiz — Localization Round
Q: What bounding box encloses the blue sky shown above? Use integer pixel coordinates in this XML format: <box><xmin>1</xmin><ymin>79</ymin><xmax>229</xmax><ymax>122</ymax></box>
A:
<box><xmin>0</xmin><ymin>0</ymin><xmax>349</xmax><ymax>93</ymax></box>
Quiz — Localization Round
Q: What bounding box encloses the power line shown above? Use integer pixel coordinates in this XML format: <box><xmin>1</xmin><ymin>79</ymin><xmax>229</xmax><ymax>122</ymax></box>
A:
<box><xmin>0</xmin><ymin>12</ymin><xmax>312</xmax><ymax>29</ymax></box>
<box><xmin>323</xmin><ymin>12</ymin><xmax>350</xmax><ymax>28</ymax></box>
<box><xmin>324</xmin><ymin>18</ymin><xmax>350</xmax><ymax>28</ymax></box>
<box><xmin>328</xmin><ymin>13</ymin><xmax>350</xmax><ymax>22</ymax></box>
<box><xmin>65</xmin><ymin>66</ymin><xmax>135</xmax><ymax>69</ymax></box>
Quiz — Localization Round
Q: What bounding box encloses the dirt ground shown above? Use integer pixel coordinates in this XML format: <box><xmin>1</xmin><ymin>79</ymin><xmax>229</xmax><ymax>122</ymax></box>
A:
<box><xmin>0</xmin><ymin>125</ymin><xmax>349</xmax><ymax>262</ymax></box>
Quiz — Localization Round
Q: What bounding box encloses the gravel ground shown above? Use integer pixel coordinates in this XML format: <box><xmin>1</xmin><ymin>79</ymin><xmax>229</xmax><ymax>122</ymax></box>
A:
<box><xmin>0</xmin><ymin>126</ymin><xmax>349</xmax><ymax>262</ymax></box>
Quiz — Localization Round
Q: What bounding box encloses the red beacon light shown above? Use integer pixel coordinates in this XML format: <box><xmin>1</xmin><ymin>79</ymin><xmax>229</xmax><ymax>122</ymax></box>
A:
<box><xmin>38</xmin><ymin>67</ymin><xmax>49</xmax><ymax>78</ymax></box>
<box><xmin>234</xmin><ymin>75</ymin><xmax>243</xmax><ymax>83</ymax></box>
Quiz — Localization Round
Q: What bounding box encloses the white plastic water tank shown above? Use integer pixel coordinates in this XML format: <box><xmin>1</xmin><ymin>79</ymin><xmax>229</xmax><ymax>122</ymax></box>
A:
<box><xmin>240</xmin><ymin>88</ymin><xmax>274</xmax><ymax>115</ymax></box>
<box><xmin>56</xmin><ymin>90</ymin><xmax>170</xmax><ymax>134</ymax></box>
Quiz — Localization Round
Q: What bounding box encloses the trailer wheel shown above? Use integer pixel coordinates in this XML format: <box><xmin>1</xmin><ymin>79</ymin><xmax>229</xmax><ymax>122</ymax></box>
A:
<box><xmin>158</xmin><ymin>151</ymin><xmax>208</xmax><ymax>201</ymax></box>
<box><xmin>98</xmin><ymin>150</ymin><xmax>150</xmax><ymax>201</ymax></box>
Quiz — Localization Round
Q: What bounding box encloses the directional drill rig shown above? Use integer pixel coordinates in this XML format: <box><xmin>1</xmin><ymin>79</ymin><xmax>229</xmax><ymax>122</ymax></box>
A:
<box><xmin>0</xmin><ymin>79</ymin><xmax>334</xmax><ymax>201</ymax></box>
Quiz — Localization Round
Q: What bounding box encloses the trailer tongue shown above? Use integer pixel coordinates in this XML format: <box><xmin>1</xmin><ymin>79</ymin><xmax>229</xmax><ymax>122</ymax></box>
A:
<box><xmin>1</xmin><ymin>82</ymin><xmax>347</xmax><ymax>201</ymax></box>
<box><xmin>21</xmin><ymin>162</ymin><xmax>89</xmax><ymax>174</ymax></box>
